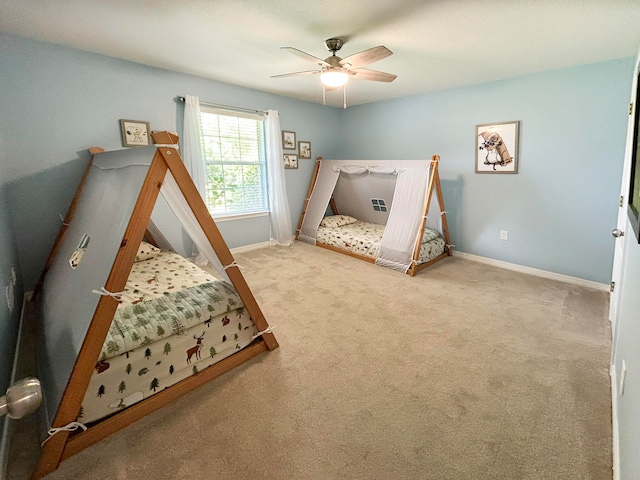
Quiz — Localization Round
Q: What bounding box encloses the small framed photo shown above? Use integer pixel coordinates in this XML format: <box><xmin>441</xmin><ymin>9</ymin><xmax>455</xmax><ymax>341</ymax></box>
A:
<box><xmin>476</xmin><ymin>121</ymin><xmax>519</xmax><ymax>174</ymax></box>
<box><xmin>298</xmin><ymin>141</ymin><xmax>311</xmax><ymax>159</ymax></box>
<box><xmin>284</xmin><ymin>154</ymin><xmax>298</xmax><ymax>169</ymax></box>
<box><xmin>120</xmin><ymin>119</ymin><xmax>151</xmax><ymax>147</ymax></box>
<box><xmin>282</xmin><ymin>130</ymin><xmax>296</xmax><ymax>150</ymax></box>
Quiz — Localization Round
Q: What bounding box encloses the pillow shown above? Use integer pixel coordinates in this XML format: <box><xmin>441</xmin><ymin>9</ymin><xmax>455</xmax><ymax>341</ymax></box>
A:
<box><xmin>421</xmin><ymin>228</ymin><xmax>441</xmax><ymax>244</ymax></box>
<box><xmin>319</xmin><ymin>215</ymin><xmax>358</xmax><ymax>229</ymax></box>
<box><xmin>135</xmin><ymin>241</ymin><xmax>161</xmax><ymax>262</ymax></box>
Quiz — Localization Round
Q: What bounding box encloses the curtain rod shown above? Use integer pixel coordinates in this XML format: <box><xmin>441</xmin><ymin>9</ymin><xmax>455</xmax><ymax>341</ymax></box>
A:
<box><xmin>177</xmin><ymin>96</ymin><xmax>266</xmax><ymax>116</ymax></box>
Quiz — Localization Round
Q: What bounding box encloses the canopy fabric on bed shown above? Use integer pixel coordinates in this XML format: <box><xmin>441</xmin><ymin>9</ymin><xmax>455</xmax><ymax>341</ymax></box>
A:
<box><xmin>297</xmin><ymin>159</ymin><xmax>445</xmax><ymax>273</ymax></box>
<box><xmin>33</xmin><ymin>136</ymin><xmax>278</xmax><ymax>478</ymax></box>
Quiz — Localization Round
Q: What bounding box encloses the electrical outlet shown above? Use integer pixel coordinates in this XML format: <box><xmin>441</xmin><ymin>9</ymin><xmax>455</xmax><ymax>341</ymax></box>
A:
<box><xmin>500</xmin><ymin>230</ymin><xmax>508</xmax><ymax>240</ymax></box>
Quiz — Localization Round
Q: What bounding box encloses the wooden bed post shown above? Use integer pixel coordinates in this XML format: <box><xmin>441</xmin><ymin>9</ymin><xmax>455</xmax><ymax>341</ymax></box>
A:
<box><xmin>406</xmin><ymin>155</ymin><xmax>453</xmax><ymax>277</ymax></box>
<box><xmin>434</xmin><ymin>161</ymin><xmax>452</xmax><ymax>256</ymax></box>
<box><xmin>296</xmin><ymin>156</ymin><xmax>322</xmax><ymax>240</ymax></box>
<box><xmin>407</xmin><ymin>156</ymin><xmax>438</xmax><ymax>276</ymax></box>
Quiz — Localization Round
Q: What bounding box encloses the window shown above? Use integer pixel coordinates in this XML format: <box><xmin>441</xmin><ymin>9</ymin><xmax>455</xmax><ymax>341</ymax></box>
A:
<box><xmin>371</xmin><ymin>198</ymin><xmax>387</xmax><ymax>212</ymax></box>
<box><xmin>199</xmin><ymin>106</ymin><xmax>268</xmax><ymax>217</ymax></box>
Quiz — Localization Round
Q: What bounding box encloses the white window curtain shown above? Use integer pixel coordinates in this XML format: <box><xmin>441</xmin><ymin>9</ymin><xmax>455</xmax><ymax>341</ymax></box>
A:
<box><xmin>182</xmin><ymin>94</ymin><xmax>209</xmax><ymax>265</ymax></box>
<box><xmin>264</xmin><ymin>110</ymin><xmax>293</xmax><ymax>246</ymax></box>
<box><xmin>182</xmin><ymin>95</ymin><xmax>207</xmax><ymax>195</ymax></box>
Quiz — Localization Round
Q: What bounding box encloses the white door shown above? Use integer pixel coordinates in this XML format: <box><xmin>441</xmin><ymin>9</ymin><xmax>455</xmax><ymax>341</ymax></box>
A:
<box><xmin>610</xmin><ymin>53</ymin><xmax>640</xmax><ymax>328</ymax></box>
<box><xmin>610</xmin><ymin>50</ymin><xmax>640</xmax><ymax>479</ymax></box>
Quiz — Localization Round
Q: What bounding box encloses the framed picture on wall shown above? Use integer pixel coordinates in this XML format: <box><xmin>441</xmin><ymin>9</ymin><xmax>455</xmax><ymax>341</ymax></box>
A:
<box><xmin>284</xmin><ymin>154</ymin><xmax>298</xmax><ymax>169</ymax></box>
<box><xmin>298</xmin><ymin>141</ymin><xmax>311</xmax><ymax>159</ymax></box>
<box><xmin>120</xmin><ymin>119</ymin><xmax>151</xmax><ymax>147</ymax></box>
<box><xmin>282</xmin><ymin>131</ymin><xmax>296</xmax><ymax>150</ymax></box>
<box><xmin>475</xmin><ymin>121</ymin><xmax>519</xmax><ymax>174</ymax></box>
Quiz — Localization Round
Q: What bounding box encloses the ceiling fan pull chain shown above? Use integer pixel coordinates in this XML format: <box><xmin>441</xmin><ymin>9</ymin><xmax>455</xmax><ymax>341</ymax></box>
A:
<box><xmin>323</xmin><ymin>83</ymin><xmax>326</xmax><ymax>105</ymax></box>
<box><xmin>343</xmin><ymin>85</ymin><xmax>347</xmax><ymax>109</ymax></box>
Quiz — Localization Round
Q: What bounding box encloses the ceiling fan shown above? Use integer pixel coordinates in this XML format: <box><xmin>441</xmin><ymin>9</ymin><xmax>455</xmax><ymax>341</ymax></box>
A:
<box><xmin>272</xmin><ymin>38</ymin><xmax>397</xmax><ymax>108</ymax></box>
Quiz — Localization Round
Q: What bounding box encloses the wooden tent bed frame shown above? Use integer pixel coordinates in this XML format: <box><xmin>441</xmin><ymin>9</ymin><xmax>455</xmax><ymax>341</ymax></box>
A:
<box><xmin>31</xmin><ymin>132</ymin><xmax>279</xmax><ymax>479</ymax></box>
<box><xmin>296</xmin><ymin>155</ymin><xmax>452</xmax><ymax>277</ymax></box>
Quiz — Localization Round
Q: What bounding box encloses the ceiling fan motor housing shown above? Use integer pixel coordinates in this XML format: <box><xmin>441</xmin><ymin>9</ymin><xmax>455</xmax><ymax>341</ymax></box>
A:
<box><xmin>325</xmin><ymin>38</ymin><xmax>344</xmax><ymax>54</ymax></box>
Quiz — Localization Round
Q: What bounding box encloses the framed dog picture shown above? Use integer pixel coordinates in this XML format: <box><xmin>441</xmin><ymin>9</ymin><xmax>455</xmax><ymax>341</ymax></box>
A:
<box><xmin>475</xmin><ymin>121</ymin><xmax>519</xmax><ymax>174</ymax></box>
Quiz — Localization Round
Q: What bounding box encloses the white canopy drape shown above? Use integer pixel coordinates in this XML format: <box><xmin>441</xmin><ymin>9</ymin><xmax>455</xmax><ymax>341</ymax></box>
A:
<box><xmin>298</xmin><ymin>161</ymin><xmax>341</xmax><ymax>244</ymax></box>
<box><xmin>375</xmin><ymin>165</ymin><xmax>431</xmax><ymax>273</ymax></box>
<box><xmin>160</xmin><ymin>171</ymin><xmax>230</xmax><ymax>283</ymax></box>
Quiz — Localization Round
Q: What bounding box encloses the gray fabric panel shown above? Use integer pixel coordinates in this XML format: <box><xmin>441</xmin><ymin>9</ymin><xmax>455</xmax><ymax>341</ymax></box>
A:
<box><xmin>332</xmin><ymin>171</ymin><xmax>396</xmax><ymax>225</ymax></box>
<box><xmin>38</xmin><ymin>147</ymin><xmax>154</xmax><ymax>426</ymax></box>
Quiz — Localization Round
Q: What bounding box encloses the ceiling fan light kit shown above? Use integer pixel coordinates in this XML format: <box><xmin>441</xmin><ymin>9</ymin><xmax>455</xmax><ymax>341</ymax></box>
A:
<box><xmin>321</xmin><ymin>68</ymin><xmax>349</xmax><ymax>87</ymax></box>
<box><xmin>273</xmin><ymin>37</ymin><xmax>396</xmax><ymax>108</ymax></box>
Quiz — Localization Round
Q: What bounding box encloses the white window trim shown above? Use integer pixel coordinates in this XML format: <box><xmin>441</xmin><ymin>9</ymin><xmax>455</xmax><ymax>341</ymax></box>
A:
<box><xmin>212</xmin><ymin>210</ymin><xmax>269</xmax><ymax>222</ymax></box>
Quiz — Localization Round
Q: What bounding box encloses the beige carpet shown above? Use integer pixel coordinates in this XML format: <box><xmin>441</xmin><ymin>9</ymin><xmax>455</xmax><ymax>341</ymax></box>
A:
<box><xmin>11</xmin><ymin>242</ymin><xmax>612</xmax><ymax>479</ymax></box>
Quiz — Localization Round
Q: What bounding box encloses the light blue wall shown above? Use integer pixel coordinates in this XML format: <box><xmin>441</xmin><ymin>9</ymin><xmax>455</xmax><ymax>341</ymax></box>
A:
<box><xmin>0</xmin><ymin>33</ymin><xmax>342</xmax><ymax>290</ymax></box>
<box><xmin>338</xmin><ymin>58</ymin><xmax>634</xmax><ymax>283</ymax></box>
<box><xmin>0</xmin><ymin>32</ymin><xmax>634</xmax><ymax>291</ymax></box>
<box><xmin>0</xmin><ymin>184</ymin><xmax>24</xmax><ymax>442</ymax></box>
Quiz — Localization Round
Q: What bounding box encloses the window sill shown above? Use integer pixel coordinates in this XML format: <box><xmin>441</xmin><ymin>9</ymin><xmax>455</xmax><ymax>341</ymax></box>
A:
<box><xmin>212</xmin><ymin>211</ymin><xmax>269</xmax><ymax>222</ymax></box>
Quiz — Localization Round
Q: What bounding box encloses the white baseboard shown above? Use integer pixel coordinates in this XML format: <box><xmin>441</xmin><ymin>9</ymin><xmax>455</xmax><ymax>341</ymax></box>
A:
<box><xmin>454</xmin><ymin>251</ymin><xmax>609</xmax><ymax>292</ymax></box>
<box><xmin>610</xmin><ymin>365</ymin><xmax>620</xmax><ymax>480</ymax></box>
<box><xmin>230</xmin><ymin>241</ymin><xmax>271</xmax><ymax>255</ymax></box>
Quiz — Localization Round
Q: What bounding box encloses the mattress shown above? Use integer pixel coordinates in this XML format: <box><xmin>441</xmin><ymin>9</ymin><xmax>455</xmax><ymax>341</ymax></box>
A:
<box><xmin>316</xmin><ymin>215</ymin><xmax>446</xmax><ymax>264</ymax></box>
<box><xmin>80</xmin><ymin>249</ymin><xmax>257</xmax><ymax>423</ymax></box>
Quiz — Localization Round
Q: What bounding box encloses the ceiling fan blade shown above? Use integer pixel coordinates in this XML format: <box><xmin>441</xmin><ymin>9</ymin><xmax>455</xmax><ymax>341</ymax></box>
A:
<box><xmin>339</xmin><ymin>46</ymin><xmax>392</xmax><ymax>69</ymax></box>
<box><xmin>271</xmin><ymin>70</ymin><xmax>320</xmax><ymax>79</ymax></box>
<box><xmin>350</xmin><ymin>68</ymin><xmax>397</xmax><ymax>82</ymax></box>
<box><xmin>281</xmin><ymin>47</ymin><xmax>331</xmax><ymax>67</ymax></box>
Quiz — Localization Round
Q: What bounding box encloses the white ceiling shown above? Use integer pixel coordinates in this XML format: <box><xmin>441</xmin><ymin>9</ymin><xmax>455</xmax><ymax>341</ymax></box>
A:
<box><xmin>2</xmin><ymin>0</ymin><xmax>640</xmax><ymax>108</ymax></box>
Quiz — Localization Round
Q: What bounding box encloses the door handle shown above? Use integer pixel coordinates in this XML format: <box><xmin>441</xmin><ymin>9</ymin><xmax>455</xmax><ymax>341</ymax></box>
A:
<box><xmin>0</xmin><ymin>377</ymin><xmax>42</xmax><ymax>419</ymax></box>
<box><xmin>612</xmin><ymin>228</ymin><xmax>625</xmax><ymax>238</ymax></box>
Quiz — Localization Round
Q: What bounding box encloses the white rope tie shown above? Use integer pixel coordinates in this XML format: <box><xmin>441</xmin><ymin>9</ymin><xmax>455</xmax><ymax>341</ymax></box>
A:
<box><xmin>446</xmin><ymin>244</ymin><xmax>456</xmax><ymax>249</ymax></box>
<box><xmin>422</xmin><ymin>215</ymin><xmax>428</xmax><ymax>219</ymax></box>
<box><xmin>42</xmin><ymin>422</ymin><xmax>87</xmax><ymax>446</ymax></box>
<box><xmin>252</xmin><ymin>326</ymin><xmax>276</xmax><ymax>340</ymax></box>
<box><xmin>223</xmin><ymin>261</ymin><xmax>242</xmax><ymax>270</ymax></box>
<box><xmin>91</xmin><ymin>287</ymin><xmax>126</xmax><ymax>301</ymax></box>
<box><xmin>59</xmin><ymin>214</ymin><xmax>70</xmax><ymax>226</ymax></box>
<box><xmin>440</xmin><ymin>211</ymin><xmax>448</xmax><ymax>216</ymax></box>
